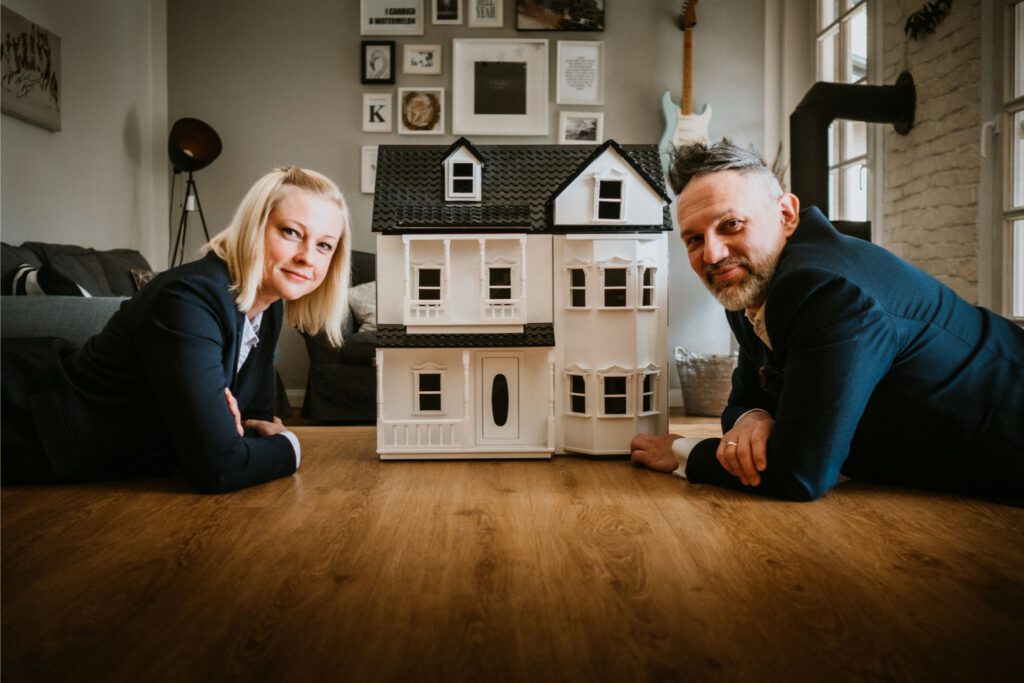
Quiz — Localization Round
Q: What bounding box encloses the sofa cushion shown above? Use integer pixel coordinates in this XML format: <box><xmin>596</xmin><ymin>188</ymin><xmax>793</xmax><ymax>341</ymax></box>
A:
<box><xmin>351</xmin><ymin>250</ymin><xmax>376</xmax><ymax>287</ymax></box>
<box><xmin>1</xmin><ymin>296</ymin><xmax>126</xmax><ymax>347</ymax></box>
<box><xmin>349</xmin><ymin>281</ymin><xmax>377</xmax><ymax>332</ymax></box>
<box><xmin>95</xmin><ymin>249</ymin><xmax>152</xmax><ymax>295</ymax></box>
<box><xmin>20</xmin><ymin>242</ymin><xmax>152</xmax><ymax>297</ymax></box>
<box><xmin>338</xmin><ymin>331</ymin><xmax>377</xmax><ymax>365</ymax></box>
<box><xmin>12</xmin><ymin>263</ymin><xmax>90</xmax><ymax>296</ymax></box>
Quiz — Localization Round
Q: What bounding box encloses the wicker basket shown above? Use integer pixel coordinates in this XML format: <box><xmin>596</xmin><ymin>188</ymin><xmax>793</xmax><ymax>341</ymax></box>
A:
<box><xmin>674</xmin><ymin>347</ymin><xmax>738</xmax><ymax>417</ymax></box>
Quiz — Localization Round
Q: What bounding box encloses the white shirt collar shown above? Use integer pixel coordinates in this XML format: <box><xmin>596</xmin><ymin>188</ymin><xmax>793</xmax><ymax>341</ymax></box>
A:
<box><xmin>237</xmin><ymin>312</ymin><xmax>263</xmax><ymax>371</ymax></box>
<box><xmin>745</xmin><ymin>303</ymin><xmax>772</xmax><ymax>351</ymax></box>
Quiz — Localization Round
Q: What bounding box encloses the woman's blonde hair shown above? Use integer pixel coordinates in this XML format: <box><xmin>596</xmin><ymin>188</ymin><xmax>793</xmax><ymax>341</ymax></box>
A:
<box><xmin>204</xmin><ymin>166</ymin><xmax>351</xmax><ymax>347</ymax></box>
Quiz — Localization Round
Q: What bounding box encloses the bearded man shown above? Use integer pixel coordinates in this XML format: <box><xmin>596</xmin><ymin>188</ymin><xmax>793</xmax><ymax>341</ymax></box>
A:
<box><xmin>630</xmin><ymin>140</ymin><xmax>1024</xmax><ymax>504</ymax></box>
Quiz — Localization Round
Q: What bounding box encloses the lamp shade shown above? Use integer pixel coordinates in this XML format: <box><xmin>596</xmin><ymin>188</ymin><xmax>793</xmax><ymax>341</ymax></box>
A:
<box><xmin>168</xmin><ymin>117</ymin><xmax>222</xmax><ymax>173</ymax></box>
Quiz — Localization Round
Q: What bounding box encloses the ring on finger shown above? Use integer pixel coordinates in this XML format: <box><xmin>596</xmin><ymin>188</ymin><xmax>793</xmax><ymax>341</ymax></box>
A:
<box><xmin>726</xmin><ymin>441</ymin><xmax>738</xmax><ymax>447</ymax></box>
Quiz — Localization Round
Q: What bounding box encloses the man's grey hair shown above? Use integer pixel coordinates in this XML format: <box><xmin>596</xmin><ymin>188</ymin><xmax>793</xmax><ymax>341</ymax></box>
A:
<box><xmin>668</xmin><ymin>139</ymin><xmax>782</xmax><ymax>197</ymax></box>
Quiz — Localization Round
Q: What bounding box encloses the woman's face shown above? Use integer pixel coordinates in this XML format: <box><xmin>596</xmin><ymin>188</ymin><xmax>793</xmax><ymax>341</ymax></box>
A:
<box><xmin>258</xmin><ymin>191</ymin><xmax>343</xmax><ymax>306</ymax></box>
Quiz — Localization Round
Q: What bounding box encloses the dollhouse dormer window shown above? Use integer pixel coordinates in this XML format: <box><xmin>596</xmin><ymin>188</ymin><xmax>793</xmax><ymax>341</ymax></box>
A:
<box><xmin>444</xmin><ymin>156</ymin><xmax>481</xmax><ymax>202</ymax></box>
<box><xmin>593</xmin><ymin>171</ymin><xmax>627</xmax><ymax>222</ymax></box>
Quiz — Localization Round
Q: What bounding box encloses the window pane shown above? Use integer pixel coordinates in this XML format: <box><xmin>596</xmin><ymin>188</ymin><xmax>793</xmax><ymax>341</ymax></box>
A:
<box><xmin>605</xmin><ymin>269</ymin><xmax>626</xmax><ymax>287</ymax></box>
<box><xmin>490</xmin><ymin>268</ymin><xmax>511</xmax><ymax>286</ymax></box>
<box><xmin>604</xmin><ymin>397</ymin><xmax>627</xmax><ymax>414</ymax></box>
<box><xmin>419</xmin><ymin>373</ymin><xmax>441</xmax><ymax>392</ymax></box>
<box><xmin>828</xmin><ymin>170</ymin><xmax>839</xmax><ymax>218</ymax></box>
<box><xmin>819</xmin><ymin>0</ymin><xmax>838</xmax><ymax>30</ymax></box>
<box><xmin>452</xmin><ymin>179</ymin><xmax>474</xmax><ymax>193</ymax></box>
<box><xmin>453</xmin><ymin>162</ymin><xmax>473</xmax><ymax>177</ymax></box>
<box><xmin>841</xmin><ymin>164</ymin><xmax>867</xmax><ymax>221</ymax></box>
<box><xmin>817</xmin><ymin>29</ymin><xmax>837</xmax><ymax>81</ymax></box>
<box><xmin>1016</xmin><ymin>2</ymin><xmax>1024</xmax><ymax>99</ymax></box>
<box><xmin>1013</xmin><ymin>109</ymin><xmax>1024</xmax><ymax>209</ymax></box>
<box><xmin>1013</xmin><ymin>220</ymin><xmax>1024</xmax><ymax>318</ymax></box>
<box><xmin>419</xmin><ymin>394</ymin><xmax>441</xmax><ymax>411</ymax></box>
<box><xmin>842</xmin><ymin>120</ymin><xmax>867</xmax><ymax>160</ymax></box>
<box><xmin>828</xmin><ymin>123</ymin><xmax>839</xmax><ymax>166</ymax></box>
<box><xmin>604</xmin><ymin>289</ymin><xmax>626</xmax><ymax>307</ymax></box>
<box><xmin>643</xmin><ymin>375</ymin><xmax>652</xmax><ymax>392</ymax></box>
<box><xmin>599</xmin><ymin>180</ymin><xmax>622</xmax><ymax>199</ymax></box>
<box><xmin>571</xmin><ymin>395</ymin><xmax>587</xmax><ymax>413</ymax></box>
<box><xmin>598</xmin><ymin>201</ymin><xmax>621</xmax><ymax>220</ymax></box>
<box><xmin>420</xmin><ymin>269</ymin><xmax>440</xmax><ymax>286</ymax></box>
<box><xmin>844</xmin><ymin>7</ymin><xmax>868</xmax><ymax>83</ymax></box>
<box><xmin>642</xmin><ymin>289</ymin><xmax>652</xmax><ymax>307</ymax></box>
<box><xmin>642</xmin><ymin>394</ymin><xmax>652</xmax><ymax>412</ymax></box>
<box><xmin>571</xmin><ymin>375</ymin><xmax>585</xmax><ymax>393</ymax></box>
<box><xmin>605</xmin><ymin>376</ymin><xmax>626</xmax><ymax>394</ymax></box>
<box><xmin>571</xmin><ymin>289</ymin><xmax>586</xmax><ymax>307</ymax></box>
<box><xmin>570</xmin><ymin>268</ymin><xmax>585</xmax><ymax>286</ymax></box>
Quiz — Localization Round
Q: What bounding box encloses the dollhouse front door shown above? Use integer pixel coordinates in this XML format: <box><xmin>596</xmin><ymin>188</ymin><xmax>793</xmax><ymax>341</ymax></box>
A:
<box><xmin>479</xmin><ymin>354</ymin><xmax>520</xmax><ymax>442</ymax></box>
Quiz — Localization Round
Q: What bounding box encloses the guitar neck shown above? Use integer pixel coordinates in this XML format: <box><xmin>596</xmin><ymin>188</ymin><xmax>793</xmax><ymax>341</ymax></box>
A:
<box><xmin>682</xmin><ymin>28</ymin><xmax>693</xmax><ymax>115</ymax></box>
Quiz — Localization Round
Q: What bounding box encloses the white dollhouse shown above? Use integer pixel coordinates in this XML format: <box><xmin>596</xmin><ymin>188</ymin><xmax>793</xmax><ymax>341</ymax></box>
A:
<box><xmin>372</xmin><ymin>138</ymin><xmax>671</xmax><ymax>459</ymax></box>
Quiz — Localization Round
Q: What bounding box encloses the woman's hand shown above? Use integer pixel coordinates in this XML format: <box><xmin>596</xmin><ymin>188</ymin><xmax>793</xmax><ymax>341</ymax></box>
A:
<box><xmin>243</xmin><ymin>417</ymin><xmax>287</xmax><ymax>437</ymax></box>
<box><xmin>717</xmin><ymin>410</ymin><xmax>774</xmax><ymax>486</ymax></box>
<box><xmin>225</xmin><ymin>388</ymin><xmax>243</xmax><ymax>437</ymax></box>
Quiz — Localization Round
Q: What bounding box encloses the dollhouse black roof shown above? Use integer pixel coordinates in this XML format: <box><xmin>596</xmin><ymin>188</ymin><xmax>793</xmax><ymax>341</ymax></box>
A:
<box><xmin>376</xmin><ymin>323</ymin><xmax>556</xmax><ymax>348</ymax></box>
<box><xmin>371</xmin><ymin>140</ymin><xmax>672</xmax><ymax>234</ymax></box>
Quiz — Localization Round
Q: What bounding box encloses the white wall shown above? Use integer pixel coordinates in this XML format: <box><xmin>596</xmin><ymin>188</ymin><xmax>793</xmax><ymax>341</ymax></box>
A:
<box><xmin>1</xmin><ymin>0</ymin><xmax>168</xmax><ymax>269</ymax></box>
<box><xmin>162</xmin><ymin>0</ymin><xmax>767</xmax><ymax>401</ymax></box>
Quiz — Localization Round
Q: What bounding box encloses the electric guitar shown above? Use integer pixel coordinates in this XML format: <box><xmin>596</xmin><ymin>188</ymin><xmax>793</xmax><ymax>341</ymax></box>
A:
<box><xmin>659</xmin><ymin>0</ymin><xmax>711</xmax><ymax>171</ymax></box>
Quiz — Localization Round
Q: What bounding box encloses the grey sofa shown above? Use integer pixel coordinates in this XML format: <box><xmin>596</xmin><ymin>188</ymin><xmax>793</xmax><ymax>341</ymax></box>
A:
<box><xmin>300</xmin><ymin>249</ymin><xmax>376</xmax><ymax>423</ymax></box>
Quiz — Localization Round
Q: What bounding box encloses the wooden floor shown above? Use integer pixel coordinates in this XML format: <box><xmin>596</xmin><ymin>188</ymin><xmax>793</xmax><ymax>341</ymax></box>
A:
<box><xmin>3</xmin><ymin>420</ymin><xmax>1023</xmax><ymax>682</ymax></box>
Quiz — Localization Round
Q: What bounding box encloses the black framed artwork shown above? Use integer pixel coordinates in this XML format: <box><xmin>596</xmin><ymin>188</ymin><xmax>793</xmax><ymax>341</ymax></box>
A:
<box><xmin>515</xmin><ymin>0</ymin><xmax>604</xmax><ymax>31</ymax></box>
<box><xmin>361</xmin><ymin>41</ymin><xmax>396</xmax><ymax>84</ymax></box>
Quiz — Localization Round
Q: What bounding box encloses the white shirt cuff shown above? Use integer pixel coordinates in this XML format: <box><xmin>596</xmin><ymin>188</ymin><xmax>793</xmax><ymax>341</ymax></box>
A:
<box><xmin>670</xmin><ymin>437</ymin><xmax>706</xmax><ymax>480</ymax></box>
<box><xmin>280</xmin><ymin>430</ymin><xmax>301</xmax><ymax>469</ymax></box>
<box><xmin>735</xmin><ymin>408</ymin><xmax>770</xmax><ymax>427</ymax></box>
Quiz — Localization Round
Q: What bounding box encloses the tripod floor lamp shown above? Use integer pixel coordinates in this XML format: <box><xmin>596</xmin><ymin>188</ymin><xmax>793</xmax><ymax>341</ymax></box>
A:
<box><xmin>168</xmin><ymin>117</ymin><xmax>222</xmax><ymax>267</ymax></box>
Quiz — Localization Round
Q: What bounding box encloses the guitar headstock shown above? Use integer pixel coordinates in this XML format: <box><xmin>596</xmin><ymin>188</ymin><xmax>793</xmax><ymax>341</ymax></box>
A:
<box><xmin>676</xmin><ymin>0</ymin><xmax>699</xmax><ymax>31</ymax></box>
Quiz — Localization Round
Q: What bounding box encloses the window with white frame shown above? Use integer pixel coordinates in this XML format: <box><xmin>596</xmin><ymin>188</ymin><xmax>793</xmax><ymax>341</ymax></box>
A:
<box><xmin>594</xmin><ymin>177</ymin><xmax>625</xmax><ymax>221</ymax></box>
<box><xmin>567</xmin><ymin>373</ymin><xmax>587</xmax><ymax>415</ymax></box>
<box><xmin>1007</xmin><ymin>1</ymin><xmax>1024</xmax><ymax>319</ymax></box>
<box><xmin>639</xmin><ymin>371</ymin><xmax>658</xmax><ymax>415</ymax></box>
<box><xmin>638</xmin><ymin>266</ymin><xmax>656</xmax><ymax>308</ymax></box>
<box><xmin>602</xmin><ymin>267</ymin><xmax>628</xmax><ymax>307</ymax></box>
<box><xmin>417</xmin><ymin>267</ymin><xmax>442</xmax><ymax>301</ymax></box>
<box><xmin>445</xmin><ymin>155</ymin><xmax>481</xmax><ymax>201</ymax></box>
<box><xmin>600</xmin><ymin>373</ymin><xmax>630</xmax><ymax>416</ymax></box>
<box><xmin>817</xmin><ymin>0</ymin><xmax>871</xmax><ymax>222</ymax></box>
<box><xmin>414</xmin><ymin>371</ymin><xmax>443</xmax><ymax>413</ymax></box>
<box><xmin>488</xmin><ymin>266</ymin><xmax>512</xmax><ymax>300</ymax></box>
<box><xmin>568</xmin><ymin>267</ymin><xmax>587</xmax><ymax>308</ymax></box>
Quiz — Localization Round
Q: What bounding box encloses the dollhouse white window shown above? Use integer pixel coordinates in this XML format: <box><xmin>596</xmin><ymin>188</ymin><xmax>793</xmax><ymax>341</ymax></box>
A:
<box><xmin>567</xmin><ymin>373</ymin><xmax>588</xmax><ymax>415</ymax></box>
<box><xmin>488</xmin><ymin>267</ymin><xmax>512</xmax><ymax>300</ymax></box>
<box><xmin>599</xmin><ymin>372</ymin><xmax>631</xmax><ymax>417</ymax></box>
<box><xmin>444</xmin><ymin>157</ymin><xmax>481</xmax><ymax>201</ymax></box>
<box><xmin>414</xmin><ymin>370</ymin><xmax>444</xmax><ymax>413</ymax></box>
<box><xmin>639</xmin><ymin>369</ymin><xmax>660</xmax><ymax>415</ymax></box>
<box><xmin>593</xmin><ymin>173</ymin><xmax>626</xmax><ymax>222</ymax></box>
<box><xmin>638</xmin><ymin>266</ymin><xmax>656</xmax><ymax>308</ymax></box>
<box><xmin>602</xmin><ymin>267</ymin><xmax>628</xmax><ymax>307</ymax></box>
<box><xmin>568</xmin><ymin>267</ymin><xmax>587</xmax><ymax>308</ymax></box>
<box><xmin>416</xmin><ymin>267</ymin><xmax>443</xmax><ymax>301</ymax></box>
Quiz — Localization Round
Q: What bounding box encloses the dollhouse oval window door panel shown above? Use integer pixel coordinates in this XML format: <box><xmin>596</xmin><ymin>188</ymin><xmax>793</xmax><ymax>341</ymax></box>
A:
<box><xmin>491</xmin><ymin>374</ymin><xmax>509</xmax><ymax>426</ymax></box>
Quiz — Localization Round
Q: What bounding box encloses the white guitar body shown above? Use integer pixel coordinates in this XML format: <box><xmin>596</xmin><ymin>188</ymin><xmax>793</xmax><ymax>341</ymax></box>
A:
<box><xmin>659</xmin><ymin>90</ymin><xmax>712</xmax><ymax>171</ymax></box>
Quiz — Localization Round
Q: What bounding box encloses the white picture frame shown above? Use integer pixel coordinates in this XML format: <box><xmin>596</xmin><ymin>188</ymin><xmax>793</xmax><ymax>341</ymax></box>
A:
<box><xmin>452</xmin><ymin>39</ymin><xmax>548</xmax><ymax>136</ymax></box>
<box><xmin>398</xmin><ymin>87</ymin><xmax>446</xmax><ymax>135</ymax></box>
<box><xmin>362</xmin><ymin>93</ymin><xmax>393</xmax><ymax>133</ymax></box>
<box><xmin>556</xmin><ymin>41</ymin><xmax>604</xmax><ymax>106</ymax></box>
<box><xmin>360</xmin><ymin>0</ymin><xmax>424</xmax><ymax>36</ymax></box>
<box><xmin>403</xmin><ymin>44</ymin><xmax>442</xmax><ymax>75</ymax></box>
<box><xmin>432</xmin><ymin>0</ymin><xmax>462</xmax><ymax>24</ymax></box>
<box><xmin>558</xmin><ymin>110</ymin><xmax>603</xmax><ymax>145</ymax></box>
<box><xmin>361</xmin><ymin>146</ymin><xmax>380</xmax><ymax>194</ymax></box>
<box><xmin>467</xmin><ymin>0</ymin><xmax>503</xmax><ymax>28</ymax></box>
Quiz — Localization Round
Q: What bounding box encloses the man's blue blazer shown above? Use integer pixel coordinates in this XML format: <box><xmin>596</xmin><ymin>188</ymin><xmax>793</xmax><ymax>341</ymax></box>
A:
<box><xmin>26</xmin><ymin>252</ymin><xmax>297</xmax><ymax>493</ymax></box>
<box><xmin>686</xmin><ymin>207</ymin><xmax>1024</xmax><ymax>503</ymax></box>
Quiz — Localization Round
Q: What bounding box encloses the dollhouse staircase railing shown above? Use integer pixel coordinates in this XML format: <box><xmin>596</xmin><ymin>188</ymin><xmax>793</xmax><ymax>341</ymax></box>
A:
<box><xmin>382</xmin><ymin>419</ymin><xmax>464</xmax><ymax>448</ymax></box>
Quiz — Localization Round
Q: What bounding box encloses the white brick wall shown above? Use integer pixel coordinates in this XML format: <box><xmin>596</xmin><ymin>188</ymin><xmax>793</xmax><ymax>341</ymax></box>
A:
<box><xmin>882</xmin><ymin>0</ymin><xmax>980</xmax><ymax>302</ymax></box>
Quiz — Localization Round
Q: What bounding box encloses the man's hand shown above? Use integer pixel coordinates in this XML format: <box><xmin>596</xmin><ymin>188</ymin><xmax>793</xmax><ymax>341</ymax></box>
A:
<box><xmin>718</xmin><ymin>410</ymin><xmax>774</xmax><ymax>486</ymax></box>
<box><xmin>243</xmin><ymin>417</ymin><xmax>287</xmax><ymax>438</ymax></box>
<box><xmin>630</xmin><ymin>433</ymin><xmax>683</xmax><ymax>473</ymax></box>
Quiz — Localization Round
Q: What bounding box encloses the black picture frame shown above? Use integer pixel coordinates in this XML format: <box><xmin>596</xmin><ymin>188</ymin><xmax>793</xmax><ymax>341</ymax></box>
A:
<box><xmin>361</xmin><ymin>41</ymin><xmax>396</xmax><ymax>84</ymax></box>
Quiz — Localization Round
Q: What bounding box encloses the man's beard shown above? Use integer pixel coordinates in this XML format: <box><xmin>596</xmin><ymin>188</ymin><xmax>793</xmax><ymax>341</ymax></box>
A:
<box><xmin>701</xmin><ymin>252</ymin><xmax>779</xmax><ymax>311</ymax></box>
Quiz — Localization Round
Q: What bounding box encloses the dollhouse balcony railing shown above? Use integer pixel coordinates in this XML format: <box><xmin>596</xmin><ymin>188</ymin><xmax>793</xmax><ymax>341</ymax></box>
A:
<box><xmin>381</xmin><ymin>419</ymin><xmax>463</xmax><ymax>449</ymax></box>
<box><xmin>407</xmin><ymin>300</ymin><xmax>446</xmax><ymax>322</ymax></box>
<box><xmin>483</xmin><ymin>299</ymin><xmax>521</xmax><ymax>321</ymax></box>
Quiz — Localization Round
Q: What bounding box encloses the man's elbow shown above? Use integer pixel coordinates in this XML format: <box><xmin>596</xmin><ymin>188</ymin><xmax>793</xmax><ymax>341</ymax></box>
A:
<box><xmin>765</xmin><ymin>470</ymin><xmax>832</xmax><ymax>502</ymax></box>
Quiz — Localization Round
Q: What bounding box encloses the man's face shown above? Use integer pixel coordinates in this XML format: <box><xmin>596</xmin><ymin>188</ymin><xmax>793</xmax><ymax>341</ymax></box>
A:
<box><xmin>677</xmin><ymin>170</ymin><xmax>799</xmax><ymax>311</ymax></box>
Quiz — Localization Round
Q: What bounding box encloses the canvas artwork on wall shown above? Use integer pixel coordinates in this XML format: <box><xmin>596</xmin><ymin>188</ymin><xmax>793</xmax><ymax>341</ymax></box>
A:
<box><xmin>516</xmin><ymin>0</ymin><xmax>604</xmax><ymax>31</ymax></box>
<box><xmin>0</xmin><ymin>6</ymin><xmax>61</xmax><ymax>131</ymax></box>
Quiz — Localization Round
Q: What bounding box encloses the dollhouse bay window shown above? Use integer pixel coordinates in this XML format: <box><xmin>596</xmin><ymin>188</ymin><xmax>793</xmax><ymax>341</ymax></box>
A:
<box><xmin>602</xmin><ymin>267</ymin><xmax>628</xmax><ymax>307</ymax></box>
<box><xmin>598</xmin><ymin>371</ymin><xmax>631</xmax><ymax>417</ymax></box>
<box><xmin>639</xmin><ymin>367</ymin><xmax>660</xmax><ymax>415</ymax></box>
<box><xmin>565</xmin><ymin>265</ymin><xmax>588</xmax><ymax>308</ymax></box>
<box><xmin>567</xmin><ymin>372</ymin><xmax>588</xmax><ymax>415</ymax></box>
<box><xmin>638</xmin><ymin>265</ymin><xmax>656</xmax><ymax>308</ymax></box>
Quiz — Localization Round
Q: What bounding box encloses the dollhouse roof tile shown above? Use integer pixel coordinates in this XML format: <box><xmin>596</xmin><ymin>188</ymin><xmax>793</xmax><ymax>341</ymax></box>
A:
<box><xmin>372</xmin><ymin>142</ymin><xmax>671</xmax><ymax>234</ymax></box>
<box><xmin>375</xmin><ymin>323</ymin><xmax>556</xmax><ymax>348</ymax></box>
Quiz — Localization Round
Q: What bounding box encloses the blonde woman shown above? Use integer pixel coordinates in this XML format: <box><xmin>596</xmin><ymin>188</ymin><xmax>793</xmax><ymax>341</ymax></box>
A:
<box><xmin>2</xmin><ymin>167</ymin><xmax>351</xmax><ymax>492</ymax></box>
